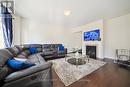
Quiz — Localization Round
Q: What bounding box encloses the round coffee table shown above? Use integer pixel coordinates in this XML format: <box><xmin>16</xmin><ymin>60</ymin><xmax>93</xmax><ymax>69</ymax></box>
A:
<box><xmin>67</xmin><ymin>58</ymin><xmax>86</xmax><ymax>65</ymax></box>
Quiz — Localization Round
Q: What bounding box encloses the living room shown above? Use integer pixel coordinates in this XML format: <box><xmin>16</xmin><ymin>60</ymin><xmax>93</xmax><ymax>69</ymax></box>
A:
<box><xmin>0</xmin><ymin>0</ymin><xmax>130</xmax><ymax>87</ymax></box>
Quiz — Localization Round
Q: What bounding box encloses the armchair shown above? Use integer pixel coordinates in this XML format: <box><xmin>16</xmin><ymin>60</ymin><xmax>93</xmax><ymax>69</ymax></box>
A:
<box><xmin>114</xmin><ymin>49</ymin><xmax>130</xmax><ymax>66</ymax></box>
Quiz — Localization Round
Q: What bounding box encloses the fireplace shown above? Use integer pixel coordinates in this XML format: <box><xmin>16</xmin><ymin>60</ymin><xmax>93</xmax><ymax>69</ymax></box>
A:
<box><xmin>86</xmin><ymin>46</ymin><xmax>96</xmax><ymax>59</ymax></box>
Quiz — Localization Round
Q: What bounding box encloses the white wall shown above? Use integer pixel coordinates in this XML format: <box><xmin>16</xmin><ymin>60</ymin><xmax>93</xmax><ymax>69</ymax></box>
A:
<box><xmin>73</xmin><ymin>31</ymin><xmax>82</xmax><ymax>48</ymax></box>
<box><xmin>104</xmin><ymin>13</ymin><xmax>130</xmax><ymax>59</ymax></box>
<box><xmin>13</xmin><ymin>15</ymin><xmax>21</xmax><ymax>45</ymax></box>
<box><xmin>20</xmin><ymin>18</ymin><xmax>75</xmax><ymax>51</ymax></box>
<box><xmin>21</xmin><ymin>18</ymin><xmax>63</xmax><ymax>44</ymax></box>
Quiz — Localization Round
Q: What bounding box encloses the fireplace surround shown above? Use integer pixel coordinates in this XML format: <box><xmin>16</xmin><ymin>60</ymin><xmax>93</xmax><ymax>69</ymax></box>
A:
<box><xmin>82</xmin><ymin>42</ymin><xmax>104</xmax><ymax>59</ymax></box>
<box><xmin>86</xmin><ymin>46</ymin><xmax>96</xmax><ymax>59</ymax></box>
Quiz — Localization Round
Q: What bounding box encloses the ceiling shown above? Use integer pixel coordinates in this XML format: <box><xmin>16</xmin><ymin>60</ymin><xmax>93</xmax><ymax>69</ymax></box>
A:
<box><xmin>15</xmin><ymin>0</ymin><xmax>130</xmax><ymax>28</ymax></box>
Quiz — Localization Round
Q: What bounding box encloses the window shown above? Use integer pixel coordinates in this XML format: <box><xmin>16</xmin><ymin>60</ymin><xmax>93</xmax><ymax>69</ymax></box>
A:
<box><xmin>0</xmin><ymin>19</ymin><xmax>4</xmax><ymax>48</ymax></box>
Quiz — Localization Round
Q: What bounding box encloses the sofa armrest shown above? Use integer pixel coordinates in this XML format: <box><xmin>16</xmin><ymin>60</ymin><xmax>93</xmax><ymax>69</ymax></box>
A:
<box><xmin>64</xmin><ymin>48</ymin><xmax>67</xmax><ymax>54</ymax></box>
<box><xmin>5</xmin><ymin>62</ymin><xmax>52</xmax><ymax>83</ymax></box>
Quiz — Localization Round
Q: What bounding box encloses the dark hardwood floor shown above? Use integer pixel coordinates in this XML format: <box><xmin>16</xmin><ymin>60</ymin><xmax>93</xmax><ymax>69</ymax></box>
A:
<box><xmin>52</xmin><ymin>58</ymin><xmax>130</xmax><ymax>87</ymax></box>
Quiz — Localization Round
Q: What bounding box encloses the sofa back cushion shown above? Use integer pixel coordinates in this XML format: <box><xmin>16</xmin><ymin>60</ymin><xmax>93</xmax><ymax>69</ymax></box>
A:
<box><xmin>22</xmin><ymin>44</ymin><xmax>30</xmax><ymax>49</ymax></box>
<box><xmin>22</xmin><ymin>44</ymin><xmax>43</xmax><ymax>53</ymax></box>
<box><xmin>7</xmin><ymin>47</ymin><xmax>21</xmax><ymax>57</ymax></box>
<box><xmin>43</xmin><ymin>44</ymin><xmax>52</xmax><ymax>48</ymax></box>
<box><xmin>30</xmin><ymin>44</ymin><xmax>43</xmax><ymax>53</ymax></box>
<box><xmin>43</xmin><ymin>44</ymin><xmax>56</xmax><ymax>51</ymax></box>
<box><xmin>55</xmin><ymin>44</ymin><xmax>62</xmax><ymax>48</ymax></box>
<box><xmin>54</xmin><ymin>44</ymin><xmax>62</xmax><ymax>51</ymax></box>
<box><xmin>43</xmin><ymin>44</ymin><xmax>64</xmax><ymax>52</ymax></box>
<box><xmin>42</xmin><ymin>44</ymin><xmax>51</xmax><ymax>51</ymax></box>
<box><xmin>0</xmin><ymin>49</ymin><xmax>13</xmax><ymax>67</ymax></box>
<box><xmin>22</xmin><ymin>44</ymin><xmax>42</xmax><ymax>49</ymax></box>
<box><xmin>0</xmin><ymin>49</ymin><xmax>14</xmax><ymax>79</ymax></box>
<box><xmin>30</xmin><ymin>44</ymin><xmax>42</xmax><ymax>48</ymax></box>
<box><xmin>15</xmin><ymin>46</ymin><xmax>23</xmax><ymax>52</ymax></box>
<box><xmin>29</xmin><ymin>44</ymin><xmax>43</xmax><ymax>53</ymax></box>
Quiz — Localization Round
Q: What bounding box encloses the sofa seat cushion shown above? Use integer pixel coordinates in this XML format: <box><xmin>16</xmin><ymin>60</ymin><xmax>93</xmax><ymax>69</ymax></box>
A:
<box><xmin>16</xmin><ymin>54</ymin><xmax>27</xmax><ymax>59</ymax></box>
<box><xmin>27</xmin><ymin>53</ymin><xmax>46</xmax><ymax>64</ymax></box>
<box><xmin>24</xmin><ymin>50</ymin><xmax>31</xmax><ymax>55</ymax></box>
<box><xmin>0</xmin><ymin>65</ymin><xmax>13</xmax><ymax>80</ymax></box>
<box><xmin>20</xmin><ymin>50</ymin><xmax>31</xmax><ymax>58</ymax></box>
<box><xmin>58</xmin><ymin>51</ymin><xmax>65</xmax><ymax>54</ymax></box>
<box><xmin>43</xmin><ymin>51</ymin><xmax>55</xmax><ymax>56</ymax></box>
<box><xmin>43</xmin><ymin>48</ymin><xmax>51</xmax><ymax>52</ymax></box>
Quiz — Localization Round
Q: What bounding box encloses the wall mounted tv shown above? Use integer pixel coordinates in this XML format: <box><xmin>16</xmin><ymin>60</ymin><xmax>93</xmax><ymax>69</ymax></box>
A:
<box><xmin>84</xmin><ymin>29</ymin><xmax>101</xmax><ymax>41</ymax></box>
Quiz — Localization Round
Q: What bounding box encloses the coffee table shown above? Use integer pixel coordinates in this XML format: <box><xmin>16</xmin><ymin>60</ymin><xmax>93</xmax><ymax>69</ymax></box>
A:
<box><xmin>67</xmin><ymin>58</ymin><xmax>86</xmax><ymax>65</ymax></box>
<box><xmin>65</xmin><ymin>54</ymin><xmax>89</xmax><ymax>67</ymax></box>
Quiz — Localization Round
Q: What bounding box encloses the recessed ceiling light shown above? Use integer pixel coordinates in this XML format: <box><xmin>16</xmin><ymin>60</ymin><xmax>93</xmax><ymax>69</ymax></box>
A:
<box><xmin>64</xmin><ymin>11</ymin><xmax>71</xmax><ymax>16</ymax></box>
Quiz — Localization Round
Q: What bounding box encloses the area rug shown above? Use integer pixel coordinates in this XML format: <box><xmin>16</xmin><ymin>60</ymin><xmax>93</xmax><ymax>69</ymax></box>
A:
<box><xmin>51</xmin><ymin>58</ymin><xmax>106</xmax><ymax>86</ymax></box>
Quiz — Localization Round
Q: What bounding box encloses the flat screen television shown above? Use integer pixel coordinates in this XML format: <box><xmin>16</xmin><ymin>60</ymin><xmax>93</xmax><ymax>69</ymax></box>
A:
<box><xmin>84</xmin><ymin>29</ymin><xmax>100</xmax><ymax>41</ymax></box>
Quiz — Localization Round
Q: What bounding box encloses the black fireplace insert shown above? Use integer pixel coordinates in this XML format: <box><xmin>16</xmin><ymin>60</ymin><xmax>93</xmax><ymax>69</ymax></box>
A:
<box><xmin>86</xmin><ymin>46</ymin><xmax>96</xmax><ymax>59</ymax></box>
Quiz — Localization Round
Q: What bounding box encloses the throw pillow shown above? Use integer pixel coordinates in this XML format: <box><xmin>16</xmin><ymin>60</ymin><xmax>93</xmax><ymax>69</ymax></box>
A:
<box><xmin>7</xmin><ymin>59</ymin><xmax>35</xmax><ymax>71</ymax></box>
<box><xmin>58</xmin><ymin>45</ymin><xmax>65</xmax><ymax>51</ymax></box>
<box><xmin>29</xmin><ymin>47</ymin><xmax>38</xmax><ymax>54</ymax></box>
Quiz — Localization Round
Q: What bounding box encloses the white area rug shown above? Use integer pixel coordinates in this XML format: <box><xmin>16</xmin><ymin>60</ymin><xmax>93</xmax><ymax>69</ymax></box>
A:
<box><xmin>51</xmin><ymin>58</ymin><xmax>106</xmax><ymax>86</ymax></box>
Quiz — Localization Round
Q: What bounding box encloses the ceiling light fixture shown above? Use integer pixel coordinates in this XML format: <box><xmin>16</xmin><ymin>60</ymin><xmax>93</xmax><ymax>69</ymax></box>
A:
<box><xmin>64</xmin><ymin>11</ymin><xmax>71</xmax><ymax>16</ymax></box>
